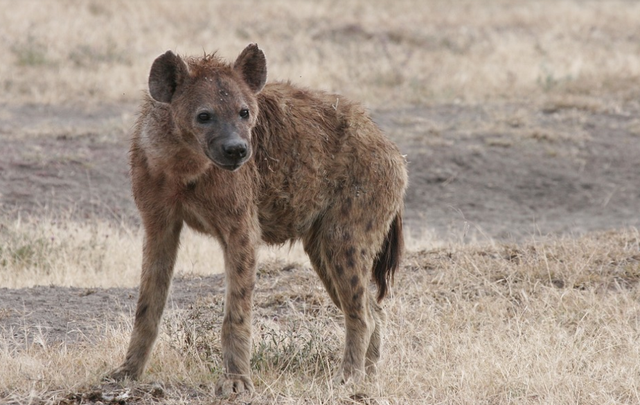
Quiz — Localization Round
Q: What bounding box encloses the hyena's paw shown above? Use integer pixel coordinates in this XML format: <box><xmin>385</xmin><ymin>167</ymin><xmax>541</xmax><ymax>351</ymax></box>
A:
<box><xmin>215</xmin><ymin>374</ymin><xmax>254</xmax><ymax>396</ymax></box>
<box><xmin>332</xmin><ymin>365</ymin><xmax>365</xmax><ymax>387</ymax></box>
<box><xmin>365</xmin><ymin>362</ymin><xmax>378</xmax><ymax>379</ymax></box>
<box><xmin>105</xmin><ymin>364</ymin><xmax>141</xmax><ymax>382</ymax></box>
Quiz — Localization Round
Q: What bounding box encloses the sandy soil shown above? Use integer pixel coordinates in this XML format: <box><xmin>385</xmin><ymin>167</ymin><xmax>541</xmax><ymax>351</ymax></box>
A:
<box><xmin>0</xmin><ymin>99</ymin><xmax>639</xmax><ymax>401</ymax></box>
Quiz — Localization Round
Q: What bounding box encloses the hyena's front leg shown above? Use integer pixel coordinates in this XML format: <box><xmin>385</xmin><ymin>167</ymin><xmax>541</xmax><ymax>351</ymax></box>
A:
<box><xmin>110</xmin><ymin>219</ymin><xmax>183</xmax><ymax>380</ymax></box>
<box><xmin>216</xmin><ymin>229</ymin><xmax>258</xmax><ymax>396</ymax></box>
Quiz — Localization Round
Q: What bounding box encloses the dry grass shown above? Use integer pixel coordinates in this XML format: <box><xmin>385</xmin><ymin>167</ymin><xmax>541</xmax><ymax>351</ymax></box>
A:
<box><xmin>3</xmin><ymin>0</ymin><xmax>640</xmax><ymax>107</ymax></box>
<box><xmin>0</xmin><ymin>216</ymin><xmax>310</xmax><ymax>289</ymax></box>
<box><xmin>2</xmin><ymin>229</ymin><xmax>640</xmax><ymax>403</ymax></box>
<box><xmin>0</xmin><ymin>217</ymin><xmax>143</xmax><ymax>288</ymax></box>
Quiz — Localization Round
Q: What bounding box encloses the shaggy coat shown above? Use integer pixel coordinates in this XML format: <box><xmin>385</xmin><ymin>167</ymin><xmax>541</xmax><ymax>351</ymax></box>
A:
<box><xmin>110</xmin><ymin>44</ymin><xmax>407</xmax><ymax>395</ymax></box>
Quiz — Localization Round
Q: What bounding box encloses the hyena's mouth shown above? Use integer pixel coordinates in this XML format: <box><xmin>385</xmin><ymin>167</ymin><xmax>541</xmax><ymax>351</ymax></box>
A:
<box><xmin>218</xmin><ymin>162</ymin><xmax>243</xmax><ymax>172</ymax></box>
<box><xmin>204</xmin><ymin>148</ymin><xmax>249</xmax><ymax>172</ymax></box>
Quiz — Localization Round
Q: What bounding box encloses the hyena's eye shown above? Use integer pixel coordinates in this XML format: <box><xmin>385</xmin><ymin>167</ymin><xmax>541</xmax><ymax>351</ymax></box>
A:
<box><xmin>239</xmin><ymin>108</ymin><xmax>250</xmax><ymax>119</ymax></box>
<box><xmin>197</xmin><ymin>112</ymin><xmax>213</xmax><ymax>123</ymax></box>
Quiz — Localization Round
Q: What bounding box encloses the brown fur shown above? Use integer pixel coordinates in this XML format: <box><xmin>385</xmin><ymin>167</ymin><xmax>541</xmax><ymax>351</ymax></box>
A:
<box><xmin>109</xmin><ymin>44</ymin><xmax>407</xmax><ymax>395</ymax></box>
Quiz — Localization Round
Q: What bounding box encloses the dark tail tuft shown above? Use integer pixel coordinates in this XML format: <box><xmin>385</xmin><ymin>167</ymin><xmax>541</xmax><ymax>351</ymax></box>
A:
<box><xmin>373</xmin><ymin>213</ymin><xmax>404</xmax><ymax>302</ymax></box>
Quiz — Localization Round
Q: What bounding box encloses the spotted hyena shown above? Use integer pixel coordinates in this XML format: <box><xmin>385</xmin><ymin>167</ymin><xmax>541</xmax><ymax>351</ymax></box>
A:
<box><xmin>109</xmin><ymin>44</ymin><xmax>407</xmax><ymax>395</ymax></box>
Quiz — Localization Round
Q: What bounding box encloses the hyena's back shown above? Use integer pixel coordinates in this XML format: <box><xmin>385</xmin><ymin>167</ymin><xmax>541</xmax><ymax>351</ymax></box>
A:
<box><xmin>252</xmin><ymin>82</ymin><xmax>407</xmax><ymax>248</ymax></box>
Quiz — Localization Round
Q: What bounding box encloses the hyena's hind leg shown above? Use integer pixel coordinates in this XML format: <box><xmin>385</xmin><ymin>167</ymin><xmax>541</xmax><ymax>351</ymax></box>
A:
<box><xmin>330</xmin><ymin>243</ymin><xmax>379</xmax><ymax>385</ymax></box>
<box><xmin>304</xmin><ymin>219</ymin><xmax>381</xmax><ymax>385</ymax></box>
<box><xmin>365</xmin><ymin>296</ymin><xmax>385</xmax><ymax>377</ymax></box>
<box><xmin>366</xmin><ymin>212</ymin><xmax>403</xmax><ymax>376</ymax></box>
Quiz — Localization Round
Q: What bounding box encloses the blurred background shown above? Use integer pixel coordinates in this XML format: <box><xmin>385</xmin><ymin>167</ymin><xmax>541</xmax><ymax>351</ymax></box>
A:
<box><xmin>3</xmin><ymin>0</ymin><xmax>640</xmax><ymax>107</ymax></box>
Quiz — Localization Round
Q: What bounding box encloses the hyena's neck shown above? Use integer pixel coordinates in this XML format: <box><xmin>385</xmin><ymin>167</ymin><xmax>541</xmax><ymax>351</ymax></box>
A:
<box><xmin>136</xmin><ymin>108</ymin><xmax>212</xmax><ymax>185</ymax></box>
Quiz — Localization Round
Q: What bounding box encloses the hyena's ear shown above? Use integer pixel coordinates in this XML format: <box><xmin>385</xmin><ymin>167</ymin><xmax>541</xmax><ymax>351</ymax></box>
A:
<box><xmin>148</xmin><ymin>51</ymin><xmax>189</xmax><ymax>103</ymax></box>
<box><xmin>233</xmin><ymin>43</ymin><xmax>267</xmax><ymax>94</ymax></box>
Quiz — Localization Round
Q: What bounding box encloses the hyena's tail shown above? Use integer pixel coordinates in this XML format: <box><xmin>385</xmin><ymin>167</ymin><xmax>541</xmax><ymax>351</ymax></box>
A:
<box><xmin>372</xmin><ymin>212</ymin><xmax>404</xmax><ymax>302</ymax></box>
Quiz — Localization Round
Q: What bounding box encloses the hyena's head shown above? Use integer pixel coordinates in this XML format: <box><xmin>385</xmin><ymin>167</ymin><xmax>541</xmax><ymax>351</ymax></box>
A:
<box><xmin>148</xmin><ymin>44</ymin><xmax>267</xmax><ymax>171</ymax></box>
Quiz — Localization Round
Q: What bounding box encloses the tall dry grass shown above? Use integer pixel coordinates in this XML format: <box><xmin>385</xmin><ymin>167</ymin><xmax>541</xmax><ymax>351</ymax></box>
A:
<box><xmin>1</xmin><ymin>229</ymin><xmax>639</xmax><ymax>403</ymax></box>
<box><xmin>2</xmin><ymin>0</ymin><xmax>640</xmax><ymax>107</ymax></box>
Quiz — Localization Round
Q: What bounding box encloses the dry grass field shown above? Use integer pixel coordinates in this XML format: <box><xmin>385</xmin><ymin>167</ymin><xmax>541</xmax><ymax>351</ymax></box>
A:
<box><xmin>2</xmin><ymin>0</ymin><xmax>640</xmax><ymax>404</ymax></box>
<box><xmin>3</xmin><ymin>0</ymin><xmax>640</xmax><ymax>107</ymax></box>
<box><xmin>2</xmin><ymin>230</ymin><xmax>640</xmax><ymax>404</ymax></box>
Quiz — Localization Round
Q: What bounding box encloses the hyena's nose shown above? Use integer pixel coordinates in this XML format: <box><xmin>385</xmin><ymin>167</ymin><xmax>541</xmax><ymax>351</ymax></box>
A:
<box><xmin>222</xmin><ymin>140</ymin><xmax>248</xmax><ymax>160</ymax></box>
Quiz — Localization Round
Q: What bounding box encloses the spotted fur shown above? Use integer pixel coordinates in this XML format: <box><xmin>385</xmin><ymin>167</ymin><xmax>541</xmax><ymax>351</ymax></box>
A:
<box><xmin>109</xmin><ymin>44</ymin><xmax>407</xmax><ymax>395</ymax></box>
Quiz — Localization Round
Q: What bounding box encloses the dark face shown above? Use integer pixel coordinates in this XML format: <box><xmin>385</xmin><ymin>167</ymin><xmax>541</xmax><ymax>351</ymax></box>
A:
<box><xmin>172</xmin><ymin>74</ymin><xmax>258</xmax><ymax>171</ymax></box>
<box><xmin>147</xmin><ymin>45</ymin><xmax>267</xmax><ymax>172</ymax></box>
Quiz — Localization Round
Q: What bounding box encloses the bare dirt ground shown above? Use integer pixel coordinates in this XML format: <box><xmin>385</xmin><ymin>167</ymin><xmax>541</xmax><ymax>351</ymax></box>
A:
<box><xmin>1</xmin><ymin>100</ymin><xmax>639</xmax><ymax>402</ymax></box>
<box><xmin>2</xmin><ymin>100</ymin><xmax>639</xmax><ymax>238</ymax></box>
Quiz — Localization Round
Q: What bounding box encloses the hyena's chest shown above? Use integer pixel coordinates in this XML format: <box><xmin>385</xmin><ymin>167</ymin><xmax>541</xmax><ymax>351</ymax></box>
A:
<box><xmin>176</xmin><ymin>176</ymin><xmax>251</xmax><ymax>239</ymax></box>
